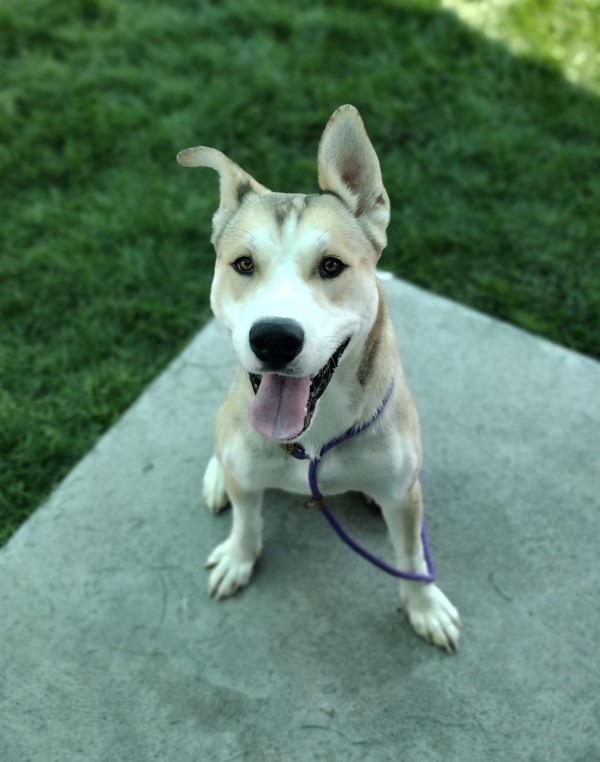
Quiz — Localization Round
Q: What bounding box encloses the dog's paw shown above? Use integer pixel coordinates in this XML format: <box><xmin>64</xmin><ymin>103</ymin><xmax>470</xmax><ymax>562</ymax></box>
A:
<box><xmin>401</xmin><ymin>583</ymin><xmax>461</xmax><ymax>653</ymax></box>
<box><xmin>205</xmin><ymin>539</ymin><xmax>259</xmax><ymax>599</ymax></box>
<box><xmin>203</xmin><ymin>455</ymin><xmax>229</xmax><ymax>514</ymax></box>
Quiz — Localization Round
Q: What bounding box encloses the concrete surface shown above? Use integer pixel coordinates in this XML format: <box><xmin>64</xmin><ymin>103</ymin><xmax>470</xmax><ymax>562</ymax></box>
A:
<box><xmin>1</xmin><ymin>278</ymin><xmax>599</xmax><ymax>762</ymax></box>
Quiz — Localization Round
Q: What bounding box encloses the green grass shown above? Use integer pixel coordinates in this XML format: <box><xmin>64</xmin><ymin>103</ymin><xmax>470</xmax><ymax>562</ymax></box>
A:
<box><xmin>1</xmin><ymin>0</ymin><xmax>599</xmax><ymax>544</ymax></box>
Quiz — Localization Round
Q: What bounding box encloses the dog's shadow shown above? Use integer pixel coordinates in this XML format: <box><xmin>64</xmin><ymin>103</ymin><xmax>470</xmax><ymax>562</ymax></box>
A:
<box><xmin>260</xmin><ymin>490</ymin><xmax>397</xmax><ymax>594</ymax></box>
<box><xmin>236</xmin><ymin>489</ymin><xmax>439</xmax><ymax>665</ymax></box>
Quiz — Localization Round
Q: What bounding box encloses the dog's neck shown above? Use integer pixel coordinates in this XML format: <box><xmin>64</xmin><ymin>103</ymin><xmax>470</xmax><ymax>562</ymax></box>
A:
<box><xmin>289</xmin><ymin>320</ymin><xmax>397</xmax><ymax>457</ymax></box>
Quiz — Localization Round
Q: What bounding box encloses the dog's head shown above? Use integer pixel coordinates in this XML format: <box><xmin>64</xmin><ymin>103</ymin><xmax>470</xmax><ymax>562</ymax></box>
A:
<box><xmin>178</xmin><ymin>106</ymin><xmax>390</xmax><ymax>441</ymax></box>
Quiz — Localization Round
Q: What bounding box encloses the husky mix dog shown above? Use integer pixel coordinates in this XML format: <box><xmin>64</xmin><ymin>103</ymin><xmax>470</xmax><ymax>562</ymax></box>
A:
<box><xmin>177</xmin><ymin>105</ymin><xmax>461</xmax><ymax>652</ymax></box>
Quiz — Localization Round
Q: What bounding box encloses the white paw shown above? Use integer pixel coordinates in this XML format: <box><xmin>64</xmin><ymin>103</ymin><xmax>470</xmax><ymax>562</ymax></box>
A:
<box><xmin>203</xmin><ymin>455</ymin><xmax>229</xmax><ymax>514</ymax></box>
<box><xmin>205</xmin><ymin>538</ymin><xmax>259</xmax><ymax>599</ymax></box>
<box><xmin>402</xmin><ymin>584</ymin><xmax>461</xmax><ymax>653</ymax></box>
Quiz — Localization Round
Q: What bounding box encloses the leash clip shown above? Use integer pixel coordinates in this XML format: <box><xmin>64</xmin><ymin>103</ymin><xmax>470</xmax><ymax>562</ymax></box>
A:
<box><xmin>303</xmin><ymin>496</ymin><xmax>324</xmax><ymax>510</ymax></box>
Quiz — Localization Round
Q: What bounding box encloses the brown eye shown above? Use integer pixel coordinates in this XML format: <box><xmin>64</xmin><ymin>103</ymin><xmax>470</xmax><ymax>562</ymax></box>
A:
<box><xmin>232</xmin><ymin>256</ymin><xmax>254</xmax><ymax>275</ymax></box>
<box><xmin>319</xmin><ymin>256</ymin><xmax>346</xmax><ymax>279</ymax></box>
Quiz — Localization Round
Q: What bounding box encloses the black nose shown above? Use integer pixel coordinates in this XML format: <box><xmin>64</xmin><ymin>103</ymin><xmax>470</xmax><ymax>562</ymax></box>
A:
<box><xmin>249</xmin><ymin>318</ymin><xmax>305</xmax><ymax>369</ymax></box>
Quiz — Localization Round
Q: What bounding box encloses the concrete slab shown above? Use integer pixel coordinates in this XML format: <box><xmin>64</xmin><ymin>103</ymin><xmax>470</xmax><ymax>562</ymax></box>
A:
<box><xmin>1</xmin><ymin>278</ymin><xmax>599</xmax><ymax>762</ymax></box>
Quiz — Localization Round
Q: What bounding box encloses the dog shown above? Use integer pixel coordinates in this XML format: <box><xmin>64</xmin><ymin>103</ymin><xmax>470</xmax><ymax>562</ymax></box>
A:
<box><xmin>177</xmin><ymin>105</ymin><xmax>461</xmax><ymax>651</ymax></box>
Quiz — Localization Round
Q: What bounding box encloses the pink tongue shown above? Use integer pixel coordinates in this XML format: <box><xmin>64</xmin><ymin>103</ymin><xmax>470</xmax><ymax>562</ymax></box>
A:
<box><xmin>249</xmin><ymin>374</ymin><xmax>311</xmax><ymax>440</ymax></box>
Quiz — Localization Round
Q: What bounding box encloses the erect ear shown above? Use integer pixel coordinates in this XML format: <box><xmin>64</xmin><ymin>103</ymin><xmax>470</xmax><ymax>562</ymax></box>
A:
<box><xmin>317</xmin><ymin>105</ymin><xmax>390</xmax><ymax>254</ymax></box>
<box><xmin>177</xmin><ymin>146</ymin><xmax>270</xmax><ymax>244</ymax></box>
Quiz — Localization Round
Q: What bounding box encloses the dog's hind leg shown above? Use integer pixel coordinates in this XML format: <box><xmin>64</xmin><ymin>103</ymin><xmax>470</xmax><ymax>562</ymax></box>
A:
<box><xmin>377</xmin><ymin>479</ymin><xmax>462</xmax><ymax>652</ymax></box>
<box><xmin>203</xmin><ymin>454</ymin><xmax>230</xmax><ymax>514</ymax></box>
<box><xmin>205</xmin><ymin>468</ymin><xmax>263</xmax><ymax>599</ymax></box>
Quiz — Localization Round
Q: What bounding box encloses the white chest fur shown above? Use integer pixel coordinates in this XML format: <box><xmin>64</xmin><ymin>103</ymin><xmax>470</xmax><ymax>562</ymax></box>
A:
<box><xmin>222</xmin><ymin>422</ymin><xmax>419</xmax><ymax>505</ymax></box>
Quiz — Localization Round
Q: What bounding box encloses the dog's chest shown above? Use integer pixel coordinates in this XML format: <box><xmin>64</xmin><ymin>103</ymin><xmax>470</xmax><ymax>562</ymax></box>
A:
<box><xmin>253</xmin><ymin>442</ymin><xmax>389</xmax><ymax>497</ymax></box>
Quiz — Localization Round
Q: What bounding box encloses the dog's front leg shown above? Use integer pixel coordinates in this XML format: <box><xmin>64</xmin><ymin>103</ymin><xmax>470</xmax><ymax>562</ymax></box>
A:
<box><xmin>376</xmin><ymin>479</ymin><xmax>461</xmax><ymax>652</ymax></box>
<box><xmin>205</xmin><ymin>466</ymin><xmax>263</xmax><ymax>599</ymax></box>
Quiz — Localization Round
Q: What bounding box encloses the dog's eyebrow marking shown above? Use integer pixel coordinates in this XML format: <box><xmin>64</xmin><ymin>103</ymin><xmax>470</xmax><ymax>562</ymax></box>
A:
<box><xmin>273</xmin><ymin>200</ymin><xmax>290</xmax><ymax>228</ymax></box>
<box><xmin>268</xmin><ymin>195</ymin><xmax>306</xmax><ymax>230</ymax></box>
<box><xmin>236</xmin><ymin>180</ymin><xmax>253</xmax><ymax>205</ymax></box>
<box><xmin>296</xmin><ymin>194</ymin><xmax>320</xmax><ymax>222</ymax></box>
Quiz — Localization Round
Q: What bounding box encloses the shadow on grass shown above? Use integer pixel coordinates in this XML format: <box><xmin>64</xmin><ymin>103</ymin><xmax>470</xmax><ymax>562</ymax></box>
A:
<box><xmin>204</xmin><ymin>1</ymin><xmax>599</xmax><ymax>357</ymax></box>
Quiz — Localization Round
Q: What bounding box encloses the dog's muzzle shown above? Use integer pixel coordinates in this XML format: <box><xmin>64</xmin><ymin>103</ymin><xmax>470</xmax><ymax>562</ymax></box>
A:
<box><xmin>248</xmin><ymin>337</ymin><xmax>350</xmax><ymax>441</ymax></box>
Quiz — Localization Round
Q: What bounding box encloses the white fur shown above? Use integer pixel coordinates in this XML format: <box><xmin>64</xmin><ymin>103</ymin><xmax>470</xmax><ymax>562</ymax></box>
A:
<box><xmin>202</xmin><ymin>454</ymin><xmax>229</xmax><ymax>514</ymax></box>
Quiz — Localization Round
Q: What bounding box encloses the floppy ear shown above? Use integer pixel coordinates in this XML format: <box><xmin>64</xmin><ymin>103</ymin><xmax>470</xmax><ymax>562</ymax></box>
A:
<box><xmin>177</xmin><ymin>146</ymin><xmax>270</xmax><ymax>244</ymax></box>
<box><xmin>317</xmin><ymin>105</ymin><xmax>390</xmax><ymax>254</ymax></box>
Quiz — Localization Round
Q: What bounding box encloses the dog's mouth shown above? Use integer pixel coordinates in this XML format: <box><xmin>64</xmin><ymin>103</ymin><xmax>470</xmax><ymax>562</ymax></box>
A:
<box><xmin>248</xmin><ymin>338</ymin><xmax>350</xmax><ymax>441</ymax></box>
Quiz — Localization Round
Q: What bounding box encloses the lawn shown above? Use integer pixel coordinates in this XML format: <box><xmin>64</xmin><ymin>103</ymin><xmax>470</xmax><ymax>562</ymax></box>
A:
<box><xmin>1</xmin><ymin>0</ymin><xmax>599</xmax><ymax>544</ymax></box>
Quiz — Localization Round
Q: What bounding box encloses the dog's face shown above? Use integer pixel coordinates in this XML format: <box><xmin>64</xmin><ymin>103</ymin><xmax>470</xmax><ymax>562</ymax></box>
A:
<box><xmin>210</xmin><ymin>191</ymin><xmax>378</xmax><ymax>376</ymax></box>
<box><xmin>178</xmin><ymin>106</ymin><xmax>390</xmax><ymax>440</ymax></box>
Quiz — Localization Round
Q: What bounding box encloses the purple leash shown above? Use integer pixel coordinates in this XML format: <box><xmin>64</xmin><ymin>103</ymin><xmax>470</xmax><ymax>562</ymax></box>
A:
<box><xmin>287</xmin><ymin>381</ymin><xmax>436</xmax><ymax>583</ymax></box>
